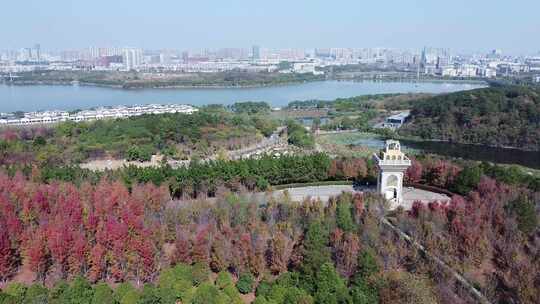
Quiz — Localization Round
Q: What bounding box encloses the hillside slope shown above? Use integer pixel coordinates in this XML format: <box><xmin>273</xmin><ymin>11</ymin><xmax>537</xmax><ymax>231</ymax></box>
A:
<box><xmin>400</xmin><ymin>86</ymin><xmax>540</xmax><ymax>150</ymax></box>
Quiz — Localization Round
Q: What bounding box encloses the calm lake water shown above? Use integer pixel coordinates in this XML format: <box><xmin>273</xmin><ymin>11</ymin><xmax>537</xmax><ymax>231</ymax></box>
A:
<box><xmin>0</xmin><ymin>80</ymin><xmax>485</xmax><ymax>112</ymax></box>
<box><xmin>354</xmin><ymin>138</ymin><xmax>540</xmax><ymax>169</ymax></box>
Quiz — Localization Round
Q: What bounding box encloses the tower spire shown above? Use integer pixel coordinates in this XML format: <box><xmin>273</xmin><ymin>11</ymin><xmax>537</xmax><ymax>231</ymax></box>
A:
<box><xmin>373</xmin><ymin>140</ymin><xmax>411</xmax><ymax>209</ymax></box>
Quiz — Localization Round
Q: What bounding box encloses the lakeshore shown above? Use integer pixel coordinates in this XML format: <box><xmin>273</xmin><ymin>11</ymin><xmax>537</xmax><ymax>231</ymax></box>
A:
<box><xmin>0</xmin><ymin>80</ymin><xmax>486</xmax><ymax>112</ymax></box>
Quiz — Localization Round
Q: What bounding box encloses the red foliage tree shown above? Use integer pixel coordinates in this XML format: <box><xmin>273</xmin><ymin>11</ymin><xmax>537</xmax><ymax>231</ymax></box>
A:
<box><xmin>405</xmin><ymin>159</ymin><xmax>423</xmax><ymax>183</ymax></box>
<box><xmin>0</xmin><ymin>218</ymin><xmax>16</xmax><ymax>282</ymax></box>
<box><xmin>133</xmin><ymin>236</ymin><xmax>157</xmax><ymax>283</ymax></box>
<box><xmin>47</xmin><ymin>220</ymin><xmax>74</xmax><ymax>278</ymax></box>
<box><xmin>269</xmin><ymin>231</ymin><xmax>294</xmax><ymax>275</ymax></box>
<box><xmin>175</xmin><ymin>228</ymin><xmax>193</xmax><ymax>265</ymax></box>
<box><xmin>26</xmin><ymin>228</ymin><xmax>49</xmax><ymax>282</ymax></box>
<box><xmin>88</xmin><ymin>243</ymin><xmax>106</xmax><ymax>282</ymax></box>
<box><xmin>192</xmin><ymin>225</ymin><xmax>211</xmax><ymax>263</ymax></box>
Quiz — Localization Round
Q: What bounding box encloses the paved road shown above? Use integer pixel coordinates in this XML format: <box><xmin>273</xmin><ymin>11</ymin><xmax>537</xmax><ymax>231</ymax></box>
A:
<box><xmin>81</xmin><ymin>127</ymin><xmax>287</xmax><ymax>171</ymax></box>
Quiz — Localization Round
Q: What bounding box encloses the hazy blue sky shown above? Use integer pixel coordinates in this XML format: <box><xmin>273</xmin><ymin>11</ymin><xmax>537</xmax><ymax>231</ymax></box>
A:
<box><xmin>2</xmin><ymin>0</ymin><xmax>539</xmax><ymax>54</ymax></box>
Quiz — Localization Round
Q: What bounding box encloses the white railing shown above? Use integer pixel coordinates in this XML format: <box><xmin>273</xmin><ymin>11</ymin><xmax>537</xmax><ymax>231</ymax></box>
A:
<box><xmin>373</xmin><ymin>154</ymin><xmax>412</xmax><ymax>166</ymax></box>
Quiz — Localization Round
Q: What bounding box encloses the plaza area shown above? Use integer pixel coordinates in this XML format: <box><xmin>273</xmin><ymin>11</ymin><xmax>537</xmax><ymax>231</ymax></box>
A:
<box><xmin>272</xmin><ymin>185</ymin><xmax>450</xmax><ymax>209</ymax></box>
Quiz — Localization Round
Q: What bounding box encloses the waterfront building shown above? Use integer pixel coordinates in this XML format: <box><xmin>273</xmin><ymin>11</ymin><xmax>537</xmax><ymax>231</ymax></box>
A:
<box><xmin>373</xmin><ymin>140</ymin><xmax>411</xmax><ymax>209</ymax></box>
<box><xmin>382</xmin><ymin>111</ymin><xmax>410</xmax><ymax>129</ymax></box>
<box><xmin>0</xmin><ymin>104</ymin><xmax>197</xmax><ymax>126</ymax></box>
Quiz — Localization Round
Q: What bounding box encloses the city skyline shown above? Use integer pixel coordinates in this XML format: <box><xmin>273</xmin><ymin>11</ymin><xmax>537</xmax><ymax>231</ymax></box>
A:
<box><xmin>1</xmin><ymin>0</ymin><xmax>540</xmax><ymax>55</ymax></box>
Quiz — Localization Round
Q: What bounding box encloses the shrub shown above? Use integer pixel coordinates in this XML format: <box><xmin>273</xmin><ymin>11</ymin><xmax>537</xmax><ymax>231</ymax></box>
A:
<box><xmin>126</xmin><ymin>145</ymin><xmax>153</xmax><ymax>162</ymax></box>
<box><xmin>236</xmin><ymin>272</ymin><xmax>255</xmax><ymax>294</ymax></box>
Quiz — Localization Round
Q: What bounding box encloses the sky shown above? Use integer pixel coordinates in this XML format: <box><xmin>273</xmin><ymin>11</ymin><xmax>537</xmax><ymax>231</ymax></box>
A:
<box><xmin>1</xmin><ymin>0</ymin><xmax>539</xmax><ymax>54</ymax></box>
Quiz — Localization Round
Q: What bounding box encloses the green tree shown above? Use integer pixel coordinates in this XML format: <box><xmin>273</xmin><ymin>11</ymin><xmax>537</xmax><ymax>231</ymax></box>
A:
<box><xmin>379</xmin><ymin>271</ymin><xmax>437</xmax><ymax>304</ymax></box>
<box><xmin>92</xmin><ymin>283</ymin><xmax>114</xmax><ymax>304</ymax></box>
<box><xmin>119</xmin><ymin>289</ymin><xmax>140</xmax><ymax>304</ymax></box>
<box><xmin>24</xmin><ymin>284</ymin><xmax>49</xmax><ymax>304</ymax></box>
<box><xmin>336</xmin><ymin>198</ymin><xmax>355</xmax><ymax>232</ymax></box>
<box><xmin>192</xmin><ymin>283</ymin><xmax>227</xmax><ymax>304</ymax></box>
<box><xmin>255</xmin><ymin>281</ymin><xmax>272</xmax><ymax>298</ymax></box>
<box><xmin>313</xmin><ymin>263</ymin><xmax>352</xmax><ymax>304</ymax></box>
<box><xmin>191</xmin><ymin>262</ymin><xmax>210</xmax><ymax>286</ymax></box>
<box><xmin>351</xmin><ymin>248</ymin><xmax>380</xmax><ymax>304</ymax></box>
<box><xmin>236</xmin><ymin>272</ymin><xmax>255</xmax><ymax>294</ymax></box>
<box><xmin>299</xmin><ymin>221</ymin><xmax>332</xmax><ymax>292</ymax></box>
<box><xmin>223</xmin><ymin>285</ymin><xmax>243</xmax><ymax>304</ymax></box>
<box><xmin>139</xmin><ymin>284</ymin><xmax>160</xmax><ymax>304</ymax></box>
<box><xmin>0</xmin><ymin>292</ymin><xmax>18</xmax><ymax>304</ymax></box>
<box><xmin>48</xmin><ymin>281</ymin><xmax>69</xmax><ymax>304</ymax></box>
<box><xmin>3</xmin><ymin>283</ymin><xmax>26</xmax><ymax>303</ymax></box>
<box><xmin>509</xmin><ymin>195</ymin><xmax>538</xmax><ymax>234</ymax></box>
<box><xmin>451</xmin><ymin>166</ymin><xmax>482</xmax><ymax>194</ymax></box>
<box><xmin>357</xmin><ymin>248</ymin><xmax>379</xmax><ymax>279</ymax></box>
<box><xmin>114</xmin><ymin>283</ymin><xmax>136</xmax><ymax>304</ymax></box>
<box><xmin>216</xmin><ymin>271</ymin><xmax>234</xmax><ymax>289</ymax></box>
<box><xmin>63</xmin><ymin>276</ymin><xmax>93</xmax><ymax>304</ymax></box>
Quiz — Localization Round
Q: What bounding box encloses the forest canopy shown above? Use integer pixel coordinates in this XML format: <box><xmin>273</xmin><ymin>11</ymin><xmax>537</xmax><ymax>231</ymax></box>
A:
<box><xmin>400</xmin><ymin>86</ymin><xmax>540</xmax><ymax>150</ymax></box>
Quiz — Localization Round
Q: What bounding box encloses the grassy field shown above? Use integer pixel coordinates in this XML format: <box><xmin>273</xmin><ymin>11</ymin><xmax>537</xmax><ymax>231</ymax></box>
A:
<box><xmin>316</xmin><ymin>132</ymin><xmax>383</xmax><ymax>158</ymax></box>
<box><xmin>316</xmin><ymin>131</ymin><xmax>423</xmax><ymax>158</ymax></box>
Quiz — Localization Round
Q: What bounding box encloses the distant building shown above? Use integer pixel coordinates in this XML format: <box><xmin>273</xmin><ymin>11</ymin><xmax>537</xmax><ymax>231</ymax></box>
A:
<box><xmin>292</xmin><ymin>62</ymin><xmax>323</xmax><ymax>75</ymax></box>
<box><xmin>525</xmin><ymin>56</ymin><xmax>540</xmax><ymax>71</ymax></box>
<box><xmin>0</xmin><ymin>104</ymin><xmax>197</xmax><ymax>126</ymax></box>
<box><xmin>382</xmin><ymin>111</ymin><xmax>410</xmax><ymax>129</ymax></box>
<box><xmin>478</xmin><ymin>67</ymin><xmax>497</xmax><ymax>78</ymax></box>
<box><xmin>534</xmin><ymin>75</ymin><xmax>540</xmax><ymax>83</ymax></box>
<box><xmin>34</xmin><ymin>44</ymin><xmax>41</xmax><ymax>62</ymax></box>
<box><xmin>182</xmin><ymin>51</ymin><xmax>189</xmax><ymax>63</ymax></box>
<box><xmin>123</xmin><ymin>48</ymin><xmax>143</xmax><ymax>70</ymax></box>
<box><xmin>252</xmin><ymin>45</ymin><xmax>260</xmax><ymax>60</ymax></box>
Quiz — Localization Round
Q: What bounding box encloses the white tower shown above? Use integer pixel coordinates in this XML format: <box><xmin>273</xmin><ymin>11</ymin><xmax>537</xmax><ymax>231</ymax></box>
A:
<box><xmin>373</xmin><ymin>140</ymin><xmax>411</xmax><ymax>209</ymax></box>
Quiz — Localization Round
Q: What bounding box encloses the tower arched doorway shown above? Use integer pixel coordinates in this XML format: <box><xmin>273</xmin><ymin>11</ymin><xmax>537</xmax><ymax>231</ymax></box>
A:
<box><xmin>383</xmin><ymin>174</ymin><xmax>399</xmax><ymax>201</ymax></box>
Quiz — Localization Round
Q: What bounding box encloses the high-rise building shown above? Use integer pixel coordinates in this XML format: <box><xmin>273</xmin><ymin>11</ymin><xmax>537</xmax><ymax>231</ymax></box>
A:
<box><xmin>34</xmin><ymin>44</ymin><xmax>41</xmax><ymax>61</ymax></box>
<box><xmin>182</xmin><ymin>51</ymin><xmax>189</xmax><ymax>63</ymax></box>
<box><xmin>123</xmin><ymin>48</ymin><xmax>143</xmax><ymax>70</ymax></box>
<box><xmin>252</xmin><ymin>45</ymin><xmax>260</xmax><ymax>60</ymax></box>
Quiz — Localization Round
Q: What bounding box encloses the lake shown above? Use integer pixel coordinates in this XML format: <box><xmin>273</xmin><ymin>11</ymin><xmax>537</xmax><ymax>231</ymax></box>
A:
<box><xmin>354</xmin><ymin>137</ymin><xmax>540</xmax><ymax>169</ymax></box>
<box><xmin>0</xmin><ymin>80</ymin><xmax>486</xmax><ymax>112</ymax></box>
